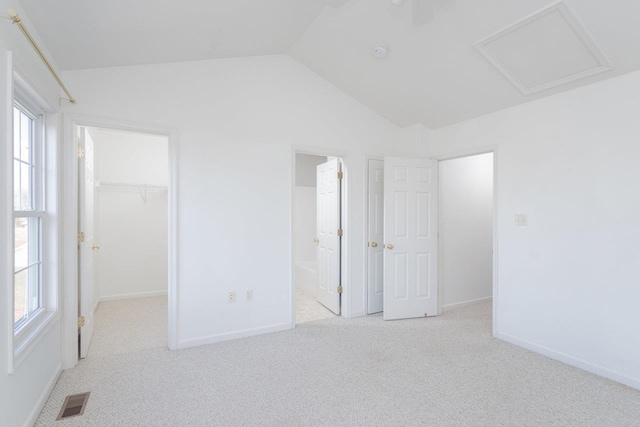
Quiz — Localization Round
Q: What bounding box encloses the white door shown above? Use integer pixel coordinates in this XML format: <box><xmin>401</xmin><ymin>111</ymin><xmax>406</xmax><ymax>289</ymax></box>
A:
<box><xmin>78</xmin><ymin>128</ymin><xmax>97</xmax><ymax>358</ymax></box>
<box><xmin>367</xmin><ymin>159</ymin><xmax>384</xmax><ymax>314</ymax></box>
<box><xmin>316</xmin><ymin>159</ymin><xmax>341</xmax><ymax>315</ymax></box>
<box><xmin>383</xmin><ymin>157</ymin><xmax>438</xmax><ymax>320</ymax></box>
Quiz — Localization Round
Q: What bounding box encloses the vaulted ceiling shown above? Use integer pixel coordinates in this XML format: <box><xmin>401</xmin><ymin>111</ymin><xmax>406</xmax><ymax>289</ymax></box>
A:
<box><xmin>19</xmin><ymin>0</ymin><xmax>326</xmax><ymax>69</ymax></box>
<box><xmin>19</xmin><ymin>0</ymin><xmax>640</xmax><ymax>128</ymax></box>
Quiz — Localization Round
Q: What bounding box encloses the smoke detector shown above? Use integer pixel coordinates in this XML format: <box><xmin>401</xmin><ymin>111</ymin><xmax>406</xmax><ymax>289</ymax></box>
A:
<box><xmin>390</xmin><ymin>0</ymin><xmax>405</xmax><ymax>5</ymax></box>
<box><xmin>373</xmin><ymin>44</ymin><xmax>389</xmax><ymax>58</ymax></box>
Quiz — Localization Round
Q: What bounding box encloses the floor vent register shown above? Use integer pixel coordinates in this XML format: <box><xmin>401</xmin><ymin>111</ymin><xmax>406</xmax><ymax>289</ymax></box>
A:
<box><xmin>56</xmin><ymin>392</ymin><xmax>90</xmax><ymax>420</ymax></box>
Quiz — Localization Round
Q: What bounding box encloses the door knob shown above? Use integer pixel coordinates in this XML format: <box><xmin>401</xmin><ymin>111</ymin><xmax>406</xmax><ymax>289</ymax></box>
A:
<box><xmin>92</xmin><ymin>244</ymin><xmax>100</xmax><ymax>250</ymax></box>
<box><xmin>386</xmin><ymin>244</ymin><xmax>394</xmax><ymax>250</ymax></box>
<box><xmin>371</xmin><ymin>242</ymin><xmax>378</xmax><ymax>248</ymax></box>
<box><xmin>314</xmin><ymin>238</ymin><xmax>319</xmax><ymax>245</ymax></box>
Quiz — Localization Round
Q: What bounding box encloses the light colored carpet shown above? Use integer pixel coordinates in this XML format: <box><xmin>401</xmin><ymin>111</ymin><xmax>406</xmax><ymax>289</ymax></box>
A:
<box><xmin>87</xmin><ymin>296</ymin><xmax>168</xmax><ymax>358</ymax></box>
<box><xmin>36</xmin><ymin>299</ymin><xmax>640</xmax><ymax>426</ymax></box>
<box><xmin>295</xmin><ymin>289</ymin><xmax>337</xmax><ymax>324</ymax></box>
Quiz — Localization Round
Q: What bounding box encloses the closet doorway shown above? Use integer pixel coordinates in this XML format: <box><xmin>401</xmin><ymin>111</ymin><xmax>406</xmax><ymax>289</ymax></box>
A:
<box><xmin>77</xmin><ymin>126</ymin><xmax>169</xmax><ymax>358</ymax></box>
<box><xmin>365</xmin><ymin>153</ymin><xmax>495</xmax><ymax>321</ymax></box>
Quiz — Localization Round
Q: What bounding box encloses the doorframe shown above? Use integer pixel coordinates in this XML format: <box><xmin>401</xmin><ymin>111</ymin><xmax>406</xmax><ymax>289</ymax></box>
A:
<box><xmin>290</xmin><ymin>146</ymin><xmax>351</xmax><ymax>324</ymax></box>
<box><xmin>436</xmin><ymin>147</ymin><xmax>499</xmax><ymax>337</ymax></box>
<box><xmin>62</xmin><ymin>114</ymin><xmax>178</xmax><ymax>369</ymax></box>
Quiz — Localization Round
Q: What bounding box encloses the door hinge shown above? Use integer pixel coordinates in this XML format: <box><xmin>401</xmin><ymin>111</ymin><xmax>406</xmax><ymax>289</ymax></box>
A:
<box><xmin>78</xmin><ymin>316</ymin><xmax>85</xmax><ymax>328</ymax></box>
<box><xmin>337</xmin><ymin>229</ymin><xmax>343</xmax><ymax>237</ymax></box>
<box><xmin>337</xmin><ymin>171</ymin><xmax>343</xmax><ymax>180</ymax></box>
<box><xmin>77</xmin><ymin>232</ymin><xmax>85</xmax><ymax>243</ymax></box>
<box><xmin>337</xmin><ymin>285</ymin><xmax>343</xmax><ymax>294</ymax></box>
<box><xmin>77</xmin><ymin>147</ymin><xmax>85</xmax><ymax>158</ymax></box>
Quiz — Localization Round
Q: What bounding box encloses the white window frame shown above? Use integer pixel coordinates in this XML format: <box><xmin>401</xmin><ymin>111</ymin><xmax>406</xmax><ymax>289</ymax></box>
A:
<box><xmin>8</xmin><ymin>71</ymin><xmax>60</xmax><ymax>373</ymax></box>
<box><xmin>13</xmin><ymin>102</ymin><xmax>44</xmax><ymax>330</ymax></box>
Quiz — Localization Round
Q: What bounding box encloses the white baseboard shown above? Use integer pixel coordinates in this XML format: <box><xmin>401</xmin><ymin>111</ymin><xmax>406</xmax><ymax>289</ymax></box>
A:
<box><xmin>498</xmin><ymin>332</ymin><xmax>640</xmax><ymax>391</ymax></box>
<box><xmin>99</xmin><ymin>290</ymin><xmax>167</xmax><ymax>302</ymax></box>
<box><xmin>177</xmin><ymin>322</ymin><xmax>294</xmax><ymax>350</ymax></box>
<box><xmin>442</xmin><ymin>296</ymin><xmax>492</xmax><ymax>312</ymax></box>
<box><xmin>348</xmin><ymin>310</ymin><xmax>365</xmax><ymax>319</ymax></box>
<box><xmin>23</xmin><ymin>363</ymin><xmax>62</xmax><ymax>427</ymax></box>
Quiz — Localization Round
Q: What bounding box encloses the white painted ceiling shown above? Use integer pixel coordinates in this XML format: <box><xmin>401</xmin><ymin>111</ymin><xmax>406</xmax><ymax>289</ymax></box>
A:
<box><xmin>18</xmin><ymin>0</ymin><xmax>325</xmax><ymax>69</ymax></box>
<box><xmin>19</xmin><ymin>0</ymin><xmax>640</xmax><ymax>128</ymax></box>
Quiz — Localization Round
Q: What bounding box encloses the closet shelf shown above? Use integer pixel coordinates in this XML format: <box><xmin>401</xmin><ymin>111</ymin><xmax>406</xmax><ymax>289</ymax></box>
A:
<box><xmin>96</xmin><ymin>181</ymin><xmax>167</xmax><ymax>191</ymax></box>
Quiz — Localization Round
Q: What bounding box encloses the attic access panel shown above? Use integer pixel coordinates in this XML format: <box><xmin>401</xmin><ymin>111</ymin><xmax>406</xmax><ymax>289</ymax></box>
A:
<box><xmin>475</xmin><ymin>1</ymin><xmax>612</xmax><ymax>95</ymax></box>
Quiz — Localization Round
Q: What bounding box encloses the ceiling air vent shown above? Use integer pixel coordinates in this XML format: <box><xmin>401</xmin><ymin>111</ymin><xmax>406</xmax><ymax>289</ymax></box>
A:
<box><xmin>475</xmin><ymin>1</ymin><xmax>613</xmax><ymax>95</ymax></box>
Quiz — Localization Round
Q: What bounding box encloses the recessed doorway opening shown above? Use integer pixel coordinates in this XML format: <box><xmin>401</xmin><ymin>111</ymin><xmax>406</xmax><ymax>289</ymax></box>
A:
<box><xmin>365</xmin><ymin>153</ymin><xmax>495</xmax><ymax>324</ymax></box>
<box><xmin>76</xmin><ymin>125</ymin><xmax>170</xmax><ymax>359</ymax></box>
<box><xmin>439</xmin><ymin>152</ymin><xmax>495</xmax><ymax>315</ymax></box>
<box><xmin>293</xmin><ymin>152</ymin><xmax>346</xmax><ymax>324</ymax></box>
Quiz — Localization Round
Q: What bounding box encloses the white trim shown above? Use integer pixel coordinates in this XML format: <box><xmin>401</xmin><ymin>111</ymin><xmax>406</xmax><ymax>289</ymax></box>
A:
<box><xmin>12</xmin><ymin>312</ymin><xmax>59</xmax><ymax>371</ymax></box>
<box><xmin>12</xmin><ymin>71</ymin><xmax>54</xmax><ymax>115</ymax></box>
<box><xmin>474</xmin><ymin>1</ymin><xmax>613</xmax><ymax>95</ymax></box>
<box><xmin>442</xmin><ymin>297</ymin><xmax>492</xmax><ymax>312</ymax></box>
<box><xmin>8</xmin><ymin>60</ymin><xmax>60</xmax><ymax>374</ymax></box>
<box><xmin>99</xmin><ymin>290</ymin><xmax>168</xmax><ymax>302</ymax></box>
<box><xmin>291</xmin><ymin>145</ymin><xmax>352</xmax><ymax>324</ymax></box>
<box><xmin>4</xmin><ymin>51</ymin><xmax>15</xmax><ymax>375</ymax></box>
<box><xmin>22</xmin><ymin>362</ymin><xmax>62</xmax><ymax>427</ymax></box>
<box><xmin>62</xmin><ymin>114</ymin><xmax>179</xmax><ymax>370</ymax></box>
<box><xmin>435</xmin><ymin>147</ymin><xmax>499</xmax><ymax>338</ymax></box>
<box><xmin>177</xmin><ymin>322</ymin><xmax>294</xmax><ymax>350</ymax></box>
<box><xmin>498</xmin><ymin>332</ymin><xmax>640</xmax><ymax>392</ymax></box>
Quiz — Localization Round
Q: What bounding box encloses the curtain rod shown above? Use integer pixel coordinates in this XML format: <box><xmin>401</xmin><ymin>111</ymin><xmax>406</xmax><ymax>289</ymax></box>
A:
<box><xmin>6</xmin><ymin>9</ymin><xmax>76</xmax><ymax>104</ymax></box>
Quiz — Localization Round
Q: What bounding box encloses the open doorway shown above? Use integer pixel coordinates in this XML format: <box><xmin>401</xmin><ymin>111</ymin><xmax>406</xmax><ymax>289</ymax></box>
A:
<box><xmin>365</xmin><ymin>155</ymin><xmax>494</xmax><ymax>321</ymax></box>
<box><xmin>77</xmin><ymin>126</ymin><xmax>169</xmax><ymax>358</ymax></box>
<box><xmin>293</xmin><ymin>153</ymin><xmax>343</xmax><ymax>324</ymax></box>
<box><xmin>439</xmin><ymin>152</ymin><xmax>495</xmax><ymax>313</ymax></box>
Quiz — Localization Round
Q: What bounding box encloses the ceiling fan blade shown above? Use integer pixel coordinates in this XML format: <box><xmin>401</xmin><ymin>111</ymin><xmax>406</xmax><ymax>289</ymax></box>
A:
<box><xmin>412</xmin><ymin>0</ymin><xmax>434</xmax><ymax>25</ymax></box>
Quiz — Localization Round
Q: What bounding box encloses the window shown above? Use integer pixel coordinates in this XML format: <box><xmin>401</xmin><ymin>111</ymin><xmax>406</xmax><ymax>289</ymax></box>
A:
<box><xmin>8</xmin><ymin>72</ymin><xmax>59</xmax><ymax>372</ymax></box>
<box><xmin>13</xmin><ymin>103</ymin><xmax>44</xmax><ymax>331</ymax></box>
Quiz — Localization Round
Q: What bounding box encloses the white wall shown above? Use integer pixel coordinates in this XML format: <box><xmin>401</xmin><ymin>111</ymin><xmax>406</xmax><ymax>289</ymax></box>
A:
<box><xmin>61</xmin><ymin>55</ymin><xmax>417</xmax><ymax>348</ymax></box>
<box><xmin>0</xmin><ymin>2</ymin><xmax>64</xmax><ymax>426</ymax></box>
<box><xmin>431</xmin><ymin>70</ymin><xmax>640</xmax><ymax>390</ymax></box>
<box><xmin>439</xmin><ymin>153</ymin><xmax>493</xmax><ymax>310</ymax></box>
<box><xmin>295</xmin><ymin>153</ymin><xmax>325</xmax><ymax>187</ymax></box>
<box><xmin>88</xmin><ymin>127</ymin><xmax>168</xmax><ymax>300</ymax></box>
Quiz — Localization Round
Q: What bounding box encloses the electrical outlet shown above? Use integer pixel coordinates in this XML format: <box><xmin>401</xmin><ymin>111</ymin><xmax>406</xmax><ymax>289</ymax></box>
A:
<box><xmin>228</xmin><ymin>291</ymin><xmax>236</xmax><ymax>303</ymax></box>
<box><xmin>246</xmin><ymin>290</ymin><xmax>254</xmax><ymax>302</ymax></box>
<box><xmin>515</xmin><ymin>214</ymin><xmax>528</xmax><ymax>226</ymax></box>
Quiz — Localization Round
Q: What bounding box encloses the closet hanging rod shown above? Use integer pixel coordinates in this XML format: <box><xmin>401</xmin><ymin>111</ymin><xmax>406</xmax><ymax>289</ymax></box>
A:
<box><xmin>6</xmin><ymin>9</ymin><xmax>76</xmax><ymax>104</ymax></box>
<box><xmin>97</xmin><ymin>181</ymin><xmax>167</xmax><ymax>191</ymax></box>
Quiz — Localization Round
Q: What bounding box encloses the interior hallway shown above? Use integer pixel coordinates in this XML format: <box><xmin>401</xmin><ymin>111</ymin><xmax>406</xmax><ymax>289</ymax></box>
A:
<box><xmin>35</xmin><ymin>302</ymin><xmax>640</xmax><ymax>426</ymax></box>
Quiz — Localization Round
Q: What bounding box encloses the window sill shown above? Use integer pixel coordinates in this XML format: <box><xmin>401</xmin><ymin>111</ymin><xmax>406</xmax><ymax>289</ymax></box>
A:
<box><xmin>11</xmin><ymin>309</ymin><xmax>59</xmax><ymax>373</ymax></box>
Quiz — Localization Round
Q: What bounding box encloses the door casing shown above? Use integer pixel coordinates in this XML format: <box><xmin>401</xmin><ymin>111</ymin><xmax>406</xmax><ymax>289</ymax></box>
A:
<box><xmin>291</xmin><ymin>146</ymin><xmax>350</xmax><ymax>325</ymax></box>
<box><xmin>365</xmin><ymin>150</ymin><xmax>498</xmax><ymax>336</ymax></box>
<box><xmin>62</xmin><ymin>114</ymin><xmax>178</xmax><ymax>370</ymax></box>
<box><xmin>436</xmin><ymin>147</ymin><xmax>499</xmax><ymax>336</ymax></box>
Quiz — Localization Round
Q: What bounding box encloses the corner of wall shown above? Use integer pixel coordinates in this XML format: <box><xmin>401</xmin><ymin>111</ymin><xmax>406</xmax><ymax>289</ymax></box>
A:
<box><xmin>399</xmin><ymin>123</ymin><xmax>434</xmax><ymax>158</ymax></box>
